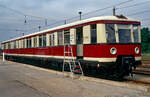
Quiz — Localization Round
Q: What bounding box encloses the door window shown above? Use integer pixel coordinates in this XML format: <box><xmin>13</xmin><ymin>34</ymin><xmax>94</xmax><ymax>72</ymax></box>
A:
<box><xmin>91</xmin><ymin>24</ymin><xmax>97</xmax><ymax>44</ymax></box>
<box><xmin>76</xmin><ymin>27</ymin><xmax>83</xmax><ymax>44</ymax></box>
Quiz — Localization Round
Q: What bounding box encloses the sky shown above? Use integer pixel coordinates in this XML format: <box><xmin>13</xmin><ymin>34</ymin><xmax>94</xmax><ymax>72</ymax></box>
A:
<box><xmin>0</xmin><ymin>0</ymin><xmax>150</xmax><ymax>47</ymax></box>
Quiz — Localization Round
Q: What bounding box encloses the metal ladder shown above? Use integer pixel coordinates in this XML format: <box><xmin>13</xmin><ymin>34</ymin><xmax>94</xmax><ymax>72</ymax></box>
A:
<box><xmin>62</xmin><ymin>44</ymin><xmax>84</xmax><ymax>76</ymax></box>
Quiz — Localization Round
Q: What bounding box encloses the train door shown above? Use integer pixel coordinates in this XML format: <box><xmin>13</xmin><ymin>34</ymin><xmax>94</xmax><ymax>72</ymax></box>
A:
<box><xmin>76</xmin><ymin>27</ymin><xmax>83</xmax><ymax>59</ymax></box>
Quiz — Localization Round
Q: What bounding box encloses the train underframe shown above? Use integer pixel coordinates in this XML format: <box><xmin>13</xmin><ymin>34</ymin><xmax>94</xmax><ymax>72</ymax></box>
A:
<box><xmin>4</xmin><ymin>54</ymin><xmax>141</xmax><ymax>79</ymax></box>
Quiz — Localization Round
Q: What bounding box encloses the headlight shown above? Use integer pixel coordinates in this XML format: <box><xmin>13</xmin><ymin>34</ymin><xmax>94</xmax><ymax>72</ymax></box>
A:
<box><xmin>110</xmin><ymin>47</ymin><xmax>117</xmax><ymax>55</ymax></box>
<box><xmin>135</xmin><ymin>47</ymin><xmax>139</xmax><ymax>54</ymax></box>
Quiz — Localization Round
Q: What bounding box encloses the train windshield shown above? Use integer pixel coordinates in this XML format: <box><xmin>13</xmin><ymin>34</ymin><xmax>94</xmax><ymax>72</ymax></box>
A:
<box><xmin>118</xmin><ymin>29</ymin><xmax>131</xmax><ymax>43</ymax></box>
<box><xmin>117</xmin><ymin>24</ymin><xmax>140</xmax><ymax>43</ymax></box>
<box><xmin>105</xmin><ymin>24</ymin><xmax>140</xmax><ymax>43</ymax></box>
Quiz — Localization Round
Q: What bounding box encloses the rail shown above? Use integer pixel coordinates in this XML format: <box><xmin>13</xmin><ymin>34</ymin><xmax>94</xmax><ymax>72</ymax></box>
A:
<box><xmin>126</xmin><ymin>79</ymin><xmax>150</xmax><ymax>85</ymax></box>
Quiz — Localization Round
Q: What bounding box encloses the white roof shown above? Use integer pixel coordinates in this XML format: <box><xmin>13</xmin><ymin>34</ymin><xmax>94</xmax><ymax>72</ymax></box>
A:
<box><xmin>2</xmin><ymin>16</ymin><xmax>139</xmax><ymax>43</ymax></box>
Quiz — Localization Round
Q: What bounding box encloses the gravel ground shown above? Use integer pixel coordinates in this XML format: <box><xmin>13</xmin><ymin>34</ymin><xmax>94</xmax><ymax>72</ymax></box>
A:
<box><xmin>0</xmin><ymin>59</ymin><xmax>150</xmax><ymax>97</ymax></box>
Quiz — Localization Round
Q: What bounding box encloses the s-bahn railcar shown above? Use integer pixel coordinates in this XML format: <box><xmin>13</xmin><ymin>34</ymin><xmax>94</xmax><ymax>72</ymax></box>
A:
<box><xmin>1</xmin><ymin>15</ymin><xmax>141</xmax><ymax>78</ymax></box>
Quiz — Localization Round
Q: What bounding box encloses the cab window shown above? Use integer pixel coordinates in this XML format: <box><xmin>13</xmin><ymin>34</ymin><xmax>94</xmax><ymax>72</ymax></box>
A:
<box><xmin>106</xmin><ymin>24</ymin><xmax>116</xmax><ymax>43</ymax></box>
<box><xmin>133</xmin><ymin>25</ymin><xmax>139</xmax><ymax>43</ymax></box>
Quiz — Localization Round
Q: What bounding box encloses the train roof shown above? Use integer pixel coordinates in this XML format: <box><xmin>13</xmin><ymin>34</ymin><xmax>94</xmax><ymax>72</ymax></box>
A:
<box><xmin>2</xmin><ymin>16</ymin><xmax>140</xmax><ymax>44</ymax></box>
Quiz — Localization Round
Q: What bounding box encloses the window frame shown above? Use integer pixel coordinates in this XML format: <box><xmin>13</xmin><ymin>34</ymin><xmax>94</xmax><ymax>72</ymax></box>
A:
<box><xmin>58</xmin><ymin>31</ymin><xmax>63</xmax><ymax>45</ymax></box>
<box><xmin>90</xmin><ymin>24</ymin><xmax>97</xmax><ymax>44</ymax></box>
<box><xmin>43</xmin><ymin>34</ymin><xmax>46</xmax><ymax>47</ymax></box>
<box><xmin>105</xmin><ymin>24</ymin><xmax>116</xmax><ymax>43</ymax></box>
<box><xmin>133</xmin><ymin>24</ymin><xmax>140</xmax><ymax>43</ymax></box>
<box><xmin>39</xmin><ymin>35</ymin><xmax>43</xmax><ymax>47</ymax></box>
<box><xmin>64</xmin><ymin>29</ymin><xmax>70</xmax><ymax>44</ymax></box>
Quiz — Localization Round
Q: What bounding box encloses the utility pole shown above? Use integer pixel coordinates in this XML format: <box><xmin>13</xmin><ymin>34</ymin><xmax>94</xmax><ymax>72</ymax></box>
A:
<box><xmin>38</xmin><ymin>26</ymin><xmax>41</xmax><ymax>31</ymax></box>
<box><xmin>45</xmin><ymin>19</ymin><xmax>47</xmax><ymax>26</ymax></box>
<box><xmin>78</xmin><ymin>11</ymin><xmax>82</xmax><ymax>20</ymax></box>
<box><xmin>24</xmin><ymin>15</ymin><xmax>27</xmax><ymax>24</ymax></box>
<box><xmin>113</xmin><ymin>6</ymin><xmax>116</xmax><ymax>16</ymax></box>
<box><xmin>64</xmin><ymin>20</ymin><xmax>67</xmax><ymax>24</ymax></box>
<box><xmin>22</xmin><ymin>33</ymin><xmax>24</xmax><ymax>36</ymax></box>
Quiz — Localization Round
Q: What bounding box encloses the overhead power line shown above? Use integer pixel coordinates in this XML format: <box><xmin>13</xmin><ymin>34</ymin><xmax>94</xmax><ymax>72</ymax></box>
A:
<box><xmin>0</xmin><ymin>0</ymin><xmax>135</xmax><ymax>34</ymax></box>
<box><xmin>82</xmin><ymin>0</ymin><xmax>134</xmax><ymax>16</ymax></box>
<box><xmin>141</xmin><ymin>18</ymin><xmax>150</xmax><ymax>21</ymax></box>
<box><xmin>0</xmin><ymin>4</ymin><xmax>24</xmax><ymax>15</ymax></box>
<box><xmin>115</xmin><ymin>0</ymin><xmax>134</xmax><ymax>6</ymax></box>
<box><xmin>0</xmin><ymin>4</ymin><xmax>55</xmax><ymax>20</ymax></box>
<box><xmin>46</xmin><ymin>0</ymin><xmax>134</xmax><ymax>28</ymax></box>
<box><xmin>24</xmin><ymin>0</ymin><xmax>135</xmax><ymax>33</ymax></box>
<box><xmin>116</xmin><ymin>1</ymin><xmax>150</xmax><ymax>10</ymax></box>
<box><xmin>128</xmin><ymin>9</ymin><xmax>150</xmax><ymax>16</ymax></box>
<box><xmin>49</xmin><ymin>0</ymin><xmax>135</xmax><ymax>26</ymax></box>
<box><xmin>141</xmin><ymin>23</ymin><xmax>150</xmax><ymax>27</ymax></box>
<box><xmin>0</xmin><ymin>4</ymin><xmax>59</xmax><ymax>27</ymax></box>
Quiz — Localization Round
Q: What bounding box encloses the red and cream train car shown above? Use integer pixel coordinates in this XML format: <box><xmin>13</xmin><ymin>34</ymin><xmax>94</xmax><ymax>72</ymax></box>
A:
<box><xmin>1</xmin><ymin>16</ymin><xmax>141</xmax><ymax>77</ymax></box>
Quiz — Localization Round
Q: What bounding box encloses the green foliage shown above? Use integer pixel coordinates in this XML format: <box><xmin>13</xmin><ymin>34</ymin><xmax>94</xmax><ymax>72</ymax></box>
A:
<box><xmin>141</xmin><ymin>27</ymin><xmax>150</xmax><ymax>53</ymax></box>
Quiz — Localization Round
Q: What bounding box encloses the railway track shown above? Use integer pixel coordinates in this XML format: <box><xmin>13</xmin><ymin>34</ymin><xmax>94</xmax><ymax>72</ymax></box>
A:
<box><xmin>126</xmin><ymin>74</ymin><xmax>150</xmax><ymax>85</ymax></box>
<box><xmin>133</xmin><ymin>64</ymin><xmax>150</xmax><ymax>75</ymax></box>
<box><xmin>127</xmin><ymin>79</ymin><xmax>150</xmax><ymax>85</ymax></box>
<box><xmin>142</xmin><ymin>60</ymin><xmax>150</xmax><ymax>64</ymax></box>
<box><xmin>133</xmin><ymin>70</ymin><xmax>150</xmax><ymax>75</ymax></box>
<box><xmin>126</xmin><ymin>64</ymin><xmax>150</xmax><ymax>85</ymax></box>
<box><xmin>140</xmin><ymin>64</ymin><xmax>150</xmax><ymax>68</ymax></box>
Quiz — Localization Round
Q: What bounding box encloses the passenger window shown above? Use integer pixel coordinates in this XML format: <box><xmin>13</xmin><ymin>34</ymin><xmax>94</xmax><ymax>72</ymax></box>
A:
<box><xmin>106</xmin><ymin>24</ymin><xmax>116</xmax><ymax>43</ymax></box>
<box><xmin>58</xmin><ymin>31</ymin><xmax>63</xmax><ymax>45</ymax></box>
<box><xmin>14</xmin><ymin>41</ymin><xmax>16</xmax><ymax>49</ymax></box>
<box><xmin>18</xmin><ymin>41</ymin><xmax>20</xmax><ymax>48</ymax></box>
<box><xmin>21</xmin><ymin>40</ymin><xmax>23</xmax><ymax>48</ymax></box>
<box><xmin>4</xmin><ymin>44</ymin><xmax>6</xmax><ymax>50</ymax></box>
<box><xmin>26</xmin><ymin>39</ymin><xmax>28</xmax><ymax>48</ymax></box>
<box><xmin>91</xmin><ymin>24</ymin><xmax>97</xmax><ymax>44</ymax></box>
<box><xmin>49</xmin><ymin>34</ymin><xmax>54</xmax><ymax>46</ymax></box>
<box><xmin>27</xmin><ymin>38</ymin><xmax>32</xmax><ymax>48</ymax></box>
<box><xmin>29</xmin><ymin>38</ymin><xmax>32</xmax><ymax>48</ymax></box>
<box><xmin>8</xmin><ymin>42</ymin><xmax>10</xmax><ymax>49</ymax></box>
<box><xmin>64</xmin><ymin>30</ymin><xmax>70</xmax><ymax>44</ymax></box>
<box><xmin>39</xmin><ymin>35</ymin><xmax>43</xmax><ymax>47</ymax></box>
<box><xmin>2</xmin><ymin>44</ymin><xmax>3</xmax><ymax>50</ymax></box>
<box><xmin>43</xmin><ymin>35</ymin><xmax>46</xmax><ymax>47</ymax></box>
<box><xmin>11</xmin><ymin>42</ymin><xmax>13</xmax><ymax>49</ymax></box>
<box><xmin>5</xmin><ymin>43</ymin><xmax>7</xmax><ymax>49</ymax></box>
<box><xmin>49</xmin><ymin>34</ymin><xmax>52</xmax><ymax>46</ymax></box>
<box><xmin>53</xmin><ymin>34</ymin><xmax>55</xmax><ymax>46</ymax></box>
<box><xmin>33</xmin><ymin>37</ymin><xmax>37</xmax><ymax>47</ymax></box>
<box><xmin>23</xmin><ymin>39</ymin><xmax>25</xmax><ymax>48</ymax></box>
<box><xmin>16</xmin><ymin>41</ymin><xmax>18</xmax><ymax>48</ymax></box>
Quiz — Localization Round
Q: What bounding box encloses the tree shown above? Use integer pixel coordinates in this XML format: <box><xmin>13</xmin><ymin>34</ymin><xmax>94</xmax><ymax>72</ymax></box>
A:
<box><xmin>141</xmin><ymin>27</ymin><xmax>150</xmax><ymax>53</ymax></box>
